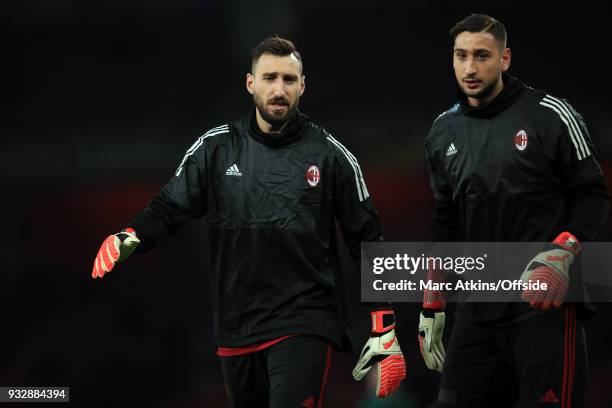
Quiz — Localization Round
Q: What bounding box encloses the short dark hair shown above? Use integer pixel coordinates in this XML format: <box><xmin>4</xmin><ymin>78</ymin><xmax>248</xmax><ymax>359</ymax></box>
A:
<box><xmin>449</xmin><ymin>14</ymin><xmax>507</xmax><ymax>48</ymax></box>
<box><xmin>251</xmin><ymin>36</ymin><xmax>303</xmax><ymax>73</ymax></box>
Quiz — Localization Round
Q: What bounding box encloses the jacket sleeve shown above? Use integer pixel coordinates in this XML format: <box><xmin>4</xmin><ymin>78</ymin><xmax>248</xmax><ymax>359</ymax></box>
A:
<box><xmin>128</xmin><ymin>135</ymin><xmax>209</xmax><ymax>253</ymax></box>
<box><xmin>550</xmin><ymin>99</ymin><xmax>610</xmax><ymax>242</ymax></box>
<box><xmin>328</xmin><ymin>134</ymin><xmax>388</xmax><ymax>311</ymax></box>
<box><xmin>425</xmin><ymin>135</ymin><xmax>460</xmax><ymax>242</ymax></box>
<box><xmin>328</xmin><ymin>135</ymin><xmax>384</xmax><ymax>264</ymax></box>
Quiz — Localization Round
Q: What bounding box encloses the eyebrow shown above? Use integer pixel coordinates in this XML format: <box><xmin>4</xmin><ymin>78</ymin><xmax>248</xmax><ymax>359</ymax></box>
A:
<box><xmin>261</xmin><ymin>72</ymin><xmax>299</xmax><ymax>80</ymax></box>
<box><xmin>453</xmin><ymin>47</ymin><xmax>492</xmax><ymax>53</ymax></box>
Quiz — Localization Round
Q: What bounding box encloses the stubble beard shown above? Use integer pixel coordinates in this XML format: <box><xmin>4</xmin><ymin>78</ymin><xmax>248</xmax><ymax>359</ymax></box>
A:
<box><xmin>254</xmin><ymin>94</ymin><xmax>299</xmax><ymax>130</ymax></box>
<box><xmin>462</xmin><ymin>77</ymin><xmax>501</xmax><ymax>103</ymax></box>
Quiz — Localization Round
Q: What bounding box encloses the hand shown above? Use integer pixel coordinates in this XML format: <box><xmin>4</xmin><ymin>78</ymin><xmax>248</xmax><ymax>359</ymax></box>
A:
<box><xmin>418</xmin><ymin>310</ymin><xmax>445</xmax><ymax>372</ymax></box>
<box><xmin>521</xmin><ymin>232</ymin><xmax>581</xmax><ymax>309</ymax></box>
<box><xmin>353</xmin><ymin>310</ymin><xmax>406</xmax><ymax>398</ymax></box>
<box><xmin>92</xmin><ymin>228</ymin><xmax>140</xmax><ymax>278</ymax></box>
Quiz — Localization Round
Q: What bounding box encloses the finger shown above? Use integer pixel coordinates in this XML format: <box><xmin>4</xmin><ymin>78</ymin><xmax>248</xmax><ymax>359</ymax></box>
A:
<box><xmin>96</xmin><ymin>255</ymin><xmax>105</xmax><ymax>278</ymax></box>
<box><xmin>92</xmin><ymin>247</ymin><xmax>104</xmax><ymax>278</ymax></box>
<box><xmin>530</xmin><ymin>284</ymin><xmax>548</xmax><ymax>309</ymax></box>
<box><xmin>100</xmin><ymin>241</ymin><xmax>116</xmax><ymax>273</ymax></box>
<box><xmin>432</xmin><ymin>344</ymin><xmax>444</xmax><ymax>366</ymax></box>
<box><xmin>353</xmin><ymin>364</ymin><xmax>371</xmax><ymax>381</ymax></box>
<box><xmin>521</xmin><ymin>290</ymin><xmax>532</xmax><ymax>303</ymax></box>
<box><xmin>388</xmin><ymin>377</ymin><xmax>401</xmax><ymax>395</ymax></box>
<box><xmin>522</xmin><ymin>284</ymin><xmax>538</xmax><ymax>303</ymax></box>
<box><xmin>529</xmin><ymin>294</ymin><xmax>543</xmax><ymax>308</ymax></box>
<box><xmin>418</xmin><ymin>337</ymin><xmax>435</xmax><ymax>369</ymax></box>
<box><xmin>108</xmin><ymin>236</ymin><xmax>120</xmax><ymax>261</ymax></box>
<box><xmin>523</xmin><ymin>287</ymin><xmax>536</xmax><ymax>306</ymax></box>
<box><xmin>377</xmin><ymin>356</ymin><xmax>405</xmax><ymax>398</ymax></box>
<box><xmin>541</xmin><ymin>283</ymin><xmax>562</xmax><ymax>310</ymax></box>
<box><xmin>538</xmin><ymin>286</ymin><xmax>553</xmax><ymax>309</ymax></box>
<box><xmin>528</xmin><ymin>291</ymin><xmax>543</xmax><ymax>308</ymax></box>
<box><xmin>92</xmin><ymin>256</ymin><xmax>99</xmax><ymax>278</ymax></box>
<box><xmin>418</xmin><ymin>335</ymin><xmax>425</xmax><ymax>356</ymax></box>
<box><xmin>425</xmin><ymin>333</ymin><xmax>433</xmax><ymax>352</ymax></box>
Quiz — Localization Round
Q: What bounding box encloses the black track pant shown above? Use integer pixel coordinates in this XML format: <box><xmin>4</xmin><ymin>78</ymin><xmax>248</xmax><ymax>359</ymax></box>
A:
<box><xmin>436</xmin><ymin>305</ymin><xmax>586</xmax><ymax>408</ymax></box>
<box><xmin>220</xmin><ymin>336</ymin><xmax>332</xmax><ymax>408</ymax></box>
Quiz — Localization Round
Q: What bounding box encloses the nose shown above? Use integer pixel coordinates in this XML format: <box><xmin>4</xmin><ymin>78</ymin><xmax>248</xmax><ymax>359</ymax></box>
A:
<box><xmin>271</xmin><ymin>78</ymin><xmax>286</xmax><ymax>96</ymax></box>
<box><xmin>465</xmin><ymin>57</ymin><xmax>477</xmax><ymax>76</ymax></box>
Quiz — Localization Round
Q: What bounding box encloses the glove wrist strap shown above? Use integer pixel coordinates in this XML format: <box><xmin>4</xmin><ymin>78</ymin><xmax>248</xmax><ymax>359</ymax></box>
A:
<box><xmin>116</xmin><ymin>228</ymin><xmax>137</xmax><ymax>242</ymax></box>
<box><xmin>421</xmin><ymin>309</ymin><xmax>443</xmax><ymax>318</ymax></box>
<box><xmin>371</xmin><ymin>310</ymin><xmax>395</xmax><ymax>334</ymax></box>
<box><xmin>553</xmin><ymin>231</ymin><xmax>581</xmax><ymax>256</ymax></box>
<box><xmin>423</xmin><ymin>266</ymin><xmax>447</xmax><ymax>310</ymax></box>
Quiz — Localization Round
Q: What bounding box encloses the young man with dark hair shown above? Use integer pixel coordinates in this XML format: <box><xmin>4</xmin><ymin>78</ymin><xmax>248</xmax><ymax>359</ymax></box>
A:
<box><xmin>91</xmin><ymin>36</ymin><xmax>406</xmax><ymax>407</ymax></box>
<box><xmin>419</xmin><ymin>14</ymin><xmax>609</xmax><ymax>408</ymax></box>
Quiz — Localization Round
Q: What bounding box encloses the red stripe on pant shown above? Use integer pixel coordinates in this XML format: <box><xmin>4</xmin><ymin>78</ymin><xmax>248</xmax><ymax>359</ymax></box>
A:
<box><xmin>562</xmin><ymin>305</ymin><xmax>576</xmax><ymax>408</ymax></box>
<box><xmin>318</xmin><ymin>345</ymin><xmax>332</xmax><ymax>408</ymax></box>
<box><xmin>569</xmin><ymin>306</ymin><xmax>576</xmax><ymax>407</ymax></box>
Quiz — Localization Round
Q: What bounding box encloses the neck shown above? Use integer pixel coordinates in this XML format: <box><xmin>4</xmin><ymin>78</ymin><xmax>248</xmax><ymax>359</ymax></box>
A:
<box><xmin>467</xmin><ymin>76</ymin><xmax>504</xmax><ymax>108</ymax></box>
<box><xmin>255</xmin><ymin>109</ymin><xmax>290</xmax><ymax>134</ymax></box>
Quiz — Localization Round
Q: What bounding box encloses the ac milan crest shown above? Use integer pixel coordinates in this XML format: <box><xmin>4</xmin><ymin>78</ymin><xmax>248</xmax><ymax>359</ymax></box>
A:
<box><xmin>306</xmin><ymin>165</ymin><xmax>320</xmax><ymax>187</ymax></box>
<box><xmin>514</xmin><ymin>130</ymin><xmax>528</xmax><ymax>151</ymax></box>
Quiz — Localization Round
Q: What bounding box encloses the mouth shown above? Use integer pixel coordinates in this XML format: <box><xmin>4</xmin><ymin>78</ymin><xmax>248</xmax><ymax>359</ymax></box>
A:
<box><xmin>268</xmin><ymin>101</ymin><xmax>289</xmax><ymax>112</ymax></box>
<box><xmin>464</xmin><ymin>78</ymin><xmax>481</xmax><ymax>90</ymax></box>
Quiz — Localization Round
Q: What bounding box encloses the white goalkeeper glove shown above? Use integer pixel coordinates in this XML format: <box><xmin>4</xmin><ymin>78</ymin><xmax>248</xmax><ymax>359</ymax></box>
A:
<box><xmin>92</xmin><ymin>228</ymin><xmax>140</xmax><ymax>278</ymax></box>
<box><xmin>353</xmin><ymin>310</ymin><xmax>406</xmax><ymax>398</ymax></box>
<box><xmin>418</xmin><ymin>310</ymin><xmax>445</xmax><ymax>372</ymax></box>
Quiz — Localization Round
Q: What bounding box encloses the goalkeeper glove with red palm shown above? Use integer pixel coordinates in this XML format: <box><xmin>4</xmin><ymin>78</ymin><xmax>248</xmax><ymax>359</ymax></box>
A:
<box><xmin>521</xmin><ymin>232</ymin><xmax>581</xmax><ymax>309</ymax></box>
<box><xmin>92</xmin><ymin>228</ymin><xmax>140</xmax><ymax>278</ymax></box>
<box><xmin>353</xmin><ymin>310</ymin><xmax>406</xmax><ymax>398</ymax></box>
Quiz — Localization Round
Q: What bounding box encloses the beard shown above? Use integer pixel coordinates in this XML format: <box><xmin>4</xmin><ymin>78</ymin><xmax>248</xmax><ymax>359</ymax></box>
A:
<box><xmin>253</xmin><ymin>93</ymin><xmax>299</xmax><ymax>128</ymax></box>
<box><xmin>462</xmin><ymin>77</ymin><xmax>500</xmax><ymax>102</ymax></box>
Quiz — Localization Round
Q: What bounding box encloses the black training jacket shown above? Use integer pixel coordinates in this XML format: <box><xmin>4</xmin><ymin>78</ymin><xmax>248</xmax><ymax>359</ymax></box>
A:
<box><xmin>128</xmin><ymin>110</ymin><xmax>383</xmax><ymax>347</ymax></box>
<box><xmin>425</xmin><ymin>74</ymin><xmax>609</xmax><ymax>323</ymax></box>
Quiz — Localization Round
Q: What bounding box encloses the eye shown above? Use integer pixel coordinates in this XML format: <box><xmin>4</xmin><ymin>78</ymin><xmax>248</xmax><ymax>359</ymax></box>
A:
<box><xmin>476</xmin><ymin>52</ymin><xmax>490</xmax><ymax>60</ymax></box>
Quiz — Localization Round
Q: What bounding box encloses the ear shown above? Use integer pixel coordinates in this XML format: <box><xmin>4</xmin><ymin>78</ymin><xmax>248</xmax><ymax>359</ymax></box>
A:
<box><xmin>501</xmin><ymin>47</ymin><xmax>511</xmax><ymax>72</ymax></box>
<box><xmin>246</xmin><ymin>73</ymin><xmax>254</xmax><ymax>95</ymax></box>
<box><xmin>299</xmin><ymin>75</ymin><xmax>306</xmax><ymax>97</ymax></box>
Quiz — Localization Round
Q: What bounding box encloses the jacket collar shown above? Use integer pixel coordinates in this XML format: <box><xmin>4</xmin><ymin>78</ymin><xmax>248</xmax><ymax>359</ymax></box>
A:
<box><xmin>458</xmin><ymin>73</ymin><xmax>527</xmax><ymax>118</ymax></box>
<box><xmin>248</xmin><ymin>109</ymin><xmax>308</xmax><ymax>147</ymax></box>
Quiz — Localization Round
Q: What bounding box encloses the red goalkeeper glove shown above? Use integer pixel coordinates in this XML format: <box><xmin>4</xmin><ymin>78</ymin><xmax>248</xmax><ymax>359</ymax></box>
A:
<box><xmin>353</xmin><ymin>310</ymin><xmax>406</xmax><ymax>398</ymax></box>
<box><xmin>92</xmin><ymin>228</ymin><xmax>140</xmax><ymax>278</ymax></box>
<box><xmin>521</xmin><ymin>231</ymin><xmax>581</xmax><ymax>309</ymax></box>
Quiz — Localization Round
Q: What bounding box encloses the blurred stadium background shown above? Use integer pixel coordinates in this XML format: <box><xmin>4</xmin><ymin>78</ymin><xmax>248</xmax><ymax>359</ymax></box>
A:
<box><xmin>2</xmin><ymin>0</ymin><xmax>612</xmax><ymax>406</ymax></box>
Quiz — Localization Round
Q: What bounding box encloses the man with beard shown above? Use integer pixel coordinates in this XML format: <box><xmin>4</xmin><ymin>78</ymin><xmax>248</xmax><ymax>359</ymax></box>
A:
<box><xmin>419</xmin><ymin>14</ymin><xmax>609</xmax><ymax>408</ymax></box>
<box><xmin>91</xmin><ymin>36</ymin><xmax>406</xmax><ymax>407</ymax></box>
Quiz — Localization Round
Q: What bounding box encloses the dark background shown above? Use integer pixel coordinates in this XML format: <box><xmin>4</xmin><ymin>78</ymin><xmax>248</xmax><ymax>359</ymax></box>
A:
<box><xmin>3</xmin><ymin>1</ymin><xmax>612</xmax><ymax>407</ymax></box>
